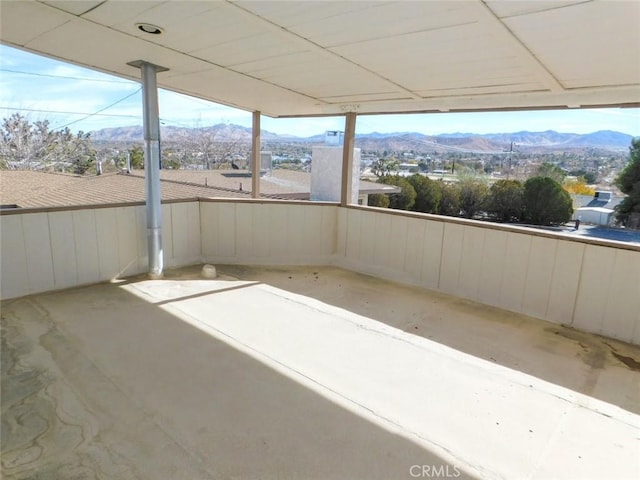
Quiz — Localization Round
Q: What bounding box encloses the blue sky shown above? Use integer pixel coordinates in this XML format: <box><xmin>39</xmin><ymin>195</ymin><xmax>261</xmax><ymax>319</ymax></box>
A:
<box><xmin>1</xmin><ymin>44</ymin><xmax>639</xmax><ymax>138</ymax></box>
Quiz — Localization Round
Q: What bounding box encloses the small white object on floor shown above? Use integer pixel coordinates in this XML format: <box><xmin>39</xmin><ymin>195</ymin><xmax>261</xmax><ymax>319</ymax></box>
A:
<box><xmin>201</xmin><ymin>264</ymin><xmax>217</xmax><ymax>279</ymax></box>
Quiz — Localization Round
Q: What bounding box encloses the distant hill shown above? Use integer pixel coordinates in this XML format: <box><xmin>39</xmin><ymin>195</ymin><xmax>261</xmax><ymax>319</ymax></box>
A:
<box><xmin>90</xmin><ymin>124</ymin><xmax>635</xmax><ymax>153</ymax></box>
<box><xmin>91</xmin><ymin>124</ymin><xmax>295</xmax><ymax>143</ymax></box>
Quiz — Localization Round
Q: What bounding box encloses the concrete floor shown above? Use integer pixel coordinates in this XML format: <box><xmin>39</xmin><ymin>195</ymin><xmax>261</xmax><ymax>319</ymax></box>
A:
<box><xmin>1</xmin><ymin>265</ymin><xmax>639</xmax><ymax>479</ymax></box>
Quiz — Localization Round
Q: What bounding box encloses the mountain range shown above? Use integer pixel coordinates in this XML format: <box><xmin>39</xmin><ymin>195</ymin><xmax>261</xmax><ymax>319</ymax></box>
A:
<box><xmin>90</xmin><ymin>124</ymin><xmax>635</xmax><ymax>153</ymax></box>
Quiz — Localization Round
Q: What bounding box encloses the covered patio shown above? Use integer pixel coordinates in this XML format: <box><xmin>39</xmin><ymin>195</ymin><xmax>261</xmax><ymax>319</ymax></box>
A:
<box><xmin>2</xmin><ymin>1</ymin><xmax>640</xmax><ymax>479</ymax></box>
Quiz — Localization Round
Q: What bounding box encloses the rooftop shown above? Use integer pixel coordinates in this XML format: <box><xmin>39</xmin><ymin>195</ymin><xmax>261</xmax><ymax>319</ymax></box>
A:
<box><xmin>0</xmin><ymin>170</ymin><xmax>250</xmax><ymax>208</ymax></box>
<box><xmin>3</xmin><ymin>264</ymin><xmax>638</xmax><ymax>479</ymax></box>
<box><xmin>0</xmin><ymin>169</ymin><xmax>396</xmax><ymax>208</ymax></box>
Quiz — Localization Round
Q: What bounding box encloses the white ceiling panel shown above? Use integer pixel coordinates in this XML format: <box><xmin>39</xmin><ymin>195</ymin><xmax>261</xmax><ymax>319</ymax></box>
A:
<box><xmin>330</xmin><ymin>23</ymin><xmax>506</xmax><ymax>73</ymax></box>
<box><xmin>128</xmin><ymin>3</ymin><xmax>260</xmax><ymax>52</ymax></box>
<box><xmin>1</xmin><ymin>0</ymin><xmax>637</xmax><ymax>116</ymax></box>
<box><xmin>81</xmin><ymin>1</ymin><xmax>162</xmax><ymax>26</ymax></box>
<box><xmin>44</xmin><ymin>1</ymin><xmax>104</xmax><ymax>16</ymax></box>
<box><xmin>287</xmin><ymin>2</ymin><xmax>479</xmax><ymax>48</ymax></box>
<box><xmin>0</xmin><ymin>1</ymin><xmax>71</xmax><ymax>46</ymax></box>
<box><xmin>233</xmin><ymin>1</ymin><xmax>382</xmax><ymax>29</ymax></box>
<box><xmin>504</xmin><ymin>1</ymin><xmax>640</xmax><ymax>88</ymax></box>
<box><xmin>270</xmin><ymin>66</ymin><xmax>397</xmax><ymax>99</ymax></box>
<box><xmin>485</xmin><ymin>1</ymin><xmax>586</xmax><ymax>19</ymax></box>
<box><xmin>24</xmin><ymin>18</ymin><xmax>174</xmax><ymax>78</ymax></box>
<box><xmin>164</xmin><ymin>68</ymin><xmax>324</xmax><ymax>116</ymax></box>
<box><xmin>230</xmin><ymin>51</ymin><xmax>324</xmax><ymax>77</ymax></box>
<box><xmin>193</xmin><ymin>34</ymin><xmax>308</xmax><ymax>68</ymax></box>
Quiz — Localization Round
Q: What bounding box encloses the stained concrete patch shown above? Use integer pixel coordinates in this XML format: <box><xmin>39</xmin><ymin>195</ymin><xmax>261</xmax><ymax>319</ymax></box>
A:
<box><xmin>0</xmin><ymin>299</ymin><xmax>214</xmax><ymax>480</ymax></box>
<box><xmin>1</xmin><ymin>301</ymin><xmax>135</xmax><ymax>479</ymax></box>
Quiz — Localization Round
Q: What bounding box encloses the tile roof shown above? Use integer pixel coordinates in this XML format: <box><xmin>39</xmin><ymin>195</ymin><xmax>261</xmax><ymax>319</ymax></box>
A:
<box><xmin>0</xmin><ymin>170</ymin><xmax>83</xmax><ymax>206</ymax></box>
<box><xmin>0</xmin><ymin>168</ymin><xmax>397</xmax><ymax>209</ymax></box>
<box><xmin>0</xmin><ymin>170</ymin><xmax>250</xmax><ymax>208</ymax></box>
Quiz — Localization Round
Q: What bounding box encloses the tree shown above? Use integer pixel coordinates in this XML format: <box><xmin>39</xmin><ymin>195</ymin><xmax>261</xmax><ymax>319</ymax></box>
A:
<box><xmin>569</xmin><ymin>169</ymin><xmax>597</xmax><ymax>184</ymax></box>
<box><xmin>564</xmin><ymin>177</ymin><xmax>595</xmax><ymax>196</ymax></box>
<box><xmin>184</xmin><ymin>123</ymin><xmax>250</xmax><ymax>169</ymax></box>
<box><xmin>129</xmin><ymin>145</ymin><xmax>144</xmax><ymax>169</ymax></box>
<box><xmin>367</xmin><ymin>193</ymin><xmax>390</xmax><ymax>208</ymax></box>
<box><xmin>371</xmin><ymin>157</ymin><xmax>398</xmax><ymax>177</ymax></box>
<box><xmin>0</xmin><ymin>113</ymin><xmax>94</xmax><ymax>173</ymax></box>
<box><xmin>378</xmin><ymin>175</ymin><xmax>416</xmax><ymax>210</ymax></box>
<box><xmin>485</xmin><ymin>179</ymin><xmax>524</xmax><ymax>222</ymax></box>
<box><xmin>535</xmin><ymin>162</ymin><xmax>565</xmax><ymax>183</ymax></box>
<box><xmin>615</xmin><ymin>138</ymin><xmax>640</xmax><ymax>225</ymax></box>
<box><xmin>407</xmin><ymin>174</ymin><xmax>441</xmax><ymax>213</ymax></box>
<box><xmin>438</xmin><ymin>181</ymin><xmax>461</xmax><ymax>217</ymax></box>
<box><xmin>523</xmin><ymin>176</ymin><xmax>573</xmax><ymax>225</ymax></box>
<box><xmin>458</xmin><ymin>177</ymin><xmax>489</xmax><ymax>218</ymax></box>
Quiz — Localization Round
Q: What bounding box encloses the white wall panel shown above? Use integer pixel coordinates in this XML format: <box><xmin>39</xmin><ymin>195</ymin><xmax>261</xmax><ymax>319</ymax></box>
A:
<box><xmin>499</xmin><ymin>233</ymin><xmax>532</xmax><ymax>313</ymax></box>
<box><xmin>546</xmin><ymin>240</ymin><xmax>584</xmax><ymax>325</ymax></box>
<box><xmin>0</xmin><ymin>215</ymin><xmax>28</xmax><ymax>298</ymax></box>
<box><xmin>321</xmin><ymin>205</ymin><xmax>337</xmax><ymax>256</ymax></box>
<box><xmin>217</xmin><ymin>203</ymin><xmax>237</xmax><ymax>258</ymax></box>
<box><xmin>601</xmin><ymin>249</ymin><xmax>640</xmax><ymax>342</ymax></box>
<box><xmin>235</xmin><ymin>202</ymin><xmax>253</xmax><ymax>257</ymax></box>
<box><xmin>345</xmin><ymin>208</ymin><xmax>362</xmax><ymax>261</ymax></box>
<box><xmin>285</xmin><ymin>203</ymin><xmax>305</xmax><ymax>260</ymax></box>
<box><xmin>72</xmin><ymin>210</ymin><xmax>100</xmax><ymax>285</ymax></box>
<box><xmin>253</xmin><ymin>203</ymin><xmax>271</xmax><ymax>259</ymax></box>
<box><xmin>95</xmin><ymin>208</ymin><xmax>120</xmax><ymax>280</ymax></box>
<box><xmin>336</xmin><ymin>207</ymin><xmax>348</xmax><ymax>257</ymax></box>
<box><xmin>439</xmin><ymin>223</ymin><xmax>464</xmax><ymax>293</ymax></box>
<box><xmin>48</xmin><ymin>211</ymin><xmax>78</xmax><ymax>289</ymax></box>
<box><xmin>521</xmin><ymin>236</ymin><xmax>556</xmax><ymax>319</ymax></box>
<box><xmin>162</xmin><ymin>205</ymin><xmax>174</xmax><ymax>265</ymax></box>
<box><xmin>358</xmin><ymin>211</ymin><xmax>376</xmax><ymax>266</ymax></box>
<box><xmin>116</xmin><ymin>206</ymin><xmax>142</xmax><ymax>277</ymax></box>
<box><xmin>186</xmin><ymin>202</ymin><xmax>201</xmax><ymax>261</ymax></box>
<box><xmin>458</xmin><ymin>225</ymin><xmax>485</xmax><ymax>301</ymax></box>
<box><xmin>301</xmin><ymin>205</ymin><xmax>322</xmax><ymax>258</ymax></box>
<box><xmin>373</xmin><ymin>211</ymin><xmax>392</xmax><ymax>269</ymax></box>
<box><xmin>267</xmin><ymin>203</ymin><xmax>288</xmax><ymax>259</ymax></box>
<box><xmin>477</xmin><ymin>228</ymin><xmax>508</xmax><ymax>308</ymax></box>
<box><xmin>573</xmin><ymin>245</ymin><xmax>615</xmax><ymax>335</ymax></box>
<box><xmin>22</xmin><ymin>212</ymin><xmax>55</xmax><ymax>293</ymax></box>
<box><xmin>420</xmin><ymin>220</ymin><xmax>443</xmax><ymax>289</ymax></box>
<box><xmin>200</xmin><ymin>201</ymin><xmax>218</xmax><ymax>258</ymax></box>
<box><xmin>388</xmin><ymin>215</ymin><xmax>408</xmax><ymax>273</ymax></box>
<box><xmin>403</xmin><ymin>218</ymin><xmax>426</xmax><ymax>281</ymax></box>
<box><xmin>134</xmin><ymin>206</ymin><xmax>147</xmax><ymax>271</ymax></box>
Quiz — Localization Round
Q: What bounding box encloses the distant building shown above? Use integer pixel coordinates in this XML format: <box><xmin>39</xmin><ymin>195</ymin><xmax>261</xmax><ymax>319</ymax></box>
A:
<box><xmin>572</xmin><ymin>191</ymin><xmax>623</xmax><ymax>226</ymax></box>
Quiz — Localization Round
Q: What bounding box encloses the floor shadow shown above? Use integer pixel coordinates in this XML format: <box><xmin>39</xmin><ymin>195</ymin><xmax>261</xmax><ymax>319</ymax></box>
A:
<box><xmin>1</xmin><ymin>281</ymin><xmax>473</xmax><ymax>480</ymax></box>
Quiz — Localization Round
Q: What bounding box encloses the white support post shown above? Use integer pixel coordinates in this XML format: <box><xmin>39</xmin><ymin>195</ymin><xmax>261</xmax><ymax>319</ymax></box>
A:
<box><xmin>252</xmin><ymin>111</ymin><xmax>261</xmax><ymax>198</ymax></box>
<box><xmin>341</xmin><ymin>112</ymin><xmax>357</xmax><ymax>206</ymax></box>
<box><xmin>128</xmin><ymin>60</ymin><xmax>168</xmax><ymax>278</ymax></box>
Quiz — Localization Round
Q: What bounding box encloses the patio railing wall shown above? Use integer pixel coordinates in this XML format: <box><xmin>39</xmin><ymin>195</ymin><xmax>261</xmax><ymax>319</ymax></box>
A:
<box><xmin>2</xmin><ymin>199</ymin><xmax>638</xmax><ymax>344</ymax></box>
